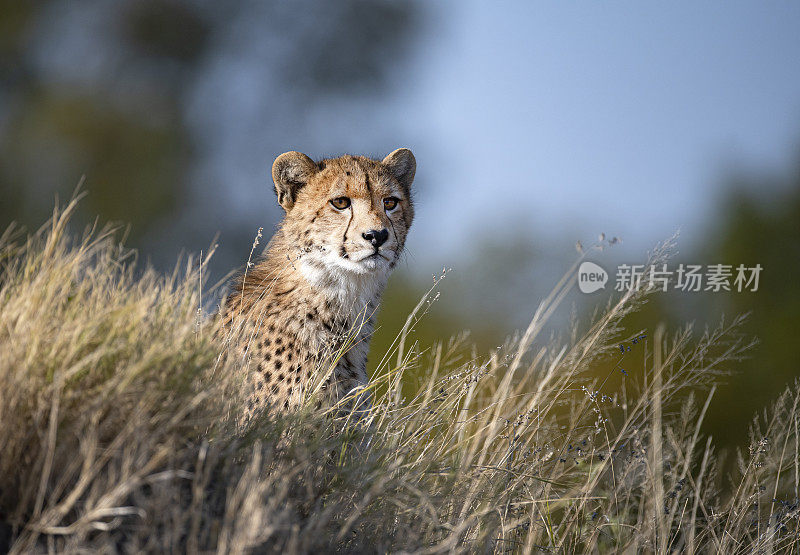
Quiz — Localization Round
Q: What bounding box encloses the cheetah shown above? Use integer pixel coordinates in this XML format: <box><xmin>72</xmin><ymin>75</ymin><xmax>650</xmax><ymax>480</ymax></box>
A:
<box><xmin>221</xmin><ymin>148</ymin><xmax>416</xmax><ymax>420</ymax></box>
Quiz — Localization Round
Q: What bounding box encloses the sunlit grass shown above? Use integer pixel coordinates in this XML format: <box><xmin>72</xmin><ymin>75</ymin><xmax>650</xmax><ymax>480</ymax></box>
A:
<box><xmin>1</xmin><ymin>199</ymin><xmax>798</xmax><ymax>553</ymax></box>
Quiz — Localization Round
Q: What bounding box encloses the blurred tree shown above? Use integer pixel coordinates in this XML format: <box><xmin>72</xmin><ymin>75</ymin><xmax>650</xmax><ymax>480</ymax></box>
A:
<box><xmin>0</xmin><ymin>92</ymin><xmax>186</xmax><ymax>233</ymax></box>
<box><xmin>0</xmin><ymin>0</ymin><xmax>203</xmax><ymax>236</ymax></box>
<box><xmin>125</xmin><ymin>0</ymin><xmax>210</xmax><ymax>63</ymax></box>
<box><xmin>596</xmin><ymin>160</ymin><xmax>800</xmax><ymax>455</ymax></box>
<box><xmin>697</xmin><ymin>168</ymin><xmax>800</xmax><ymax>448</ymax></box>
<box><xmin>0</xmin><ymin>0</ymin><xmax>421</xmax><ymax>251</ymax></box>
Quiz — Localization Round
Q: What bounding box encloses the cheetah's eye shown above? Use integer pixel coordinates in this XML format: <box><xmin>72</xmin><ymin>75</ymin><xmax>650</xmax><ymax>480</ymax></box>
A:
<box><xmin>383</xmin><ymin>197</ymin><xmax>400</xmax><ymax>211</ymax></box>
<box><xmin>330</xmin><ymin>197</ymin><xmax>351</xmax><ymax>210</ymax></box>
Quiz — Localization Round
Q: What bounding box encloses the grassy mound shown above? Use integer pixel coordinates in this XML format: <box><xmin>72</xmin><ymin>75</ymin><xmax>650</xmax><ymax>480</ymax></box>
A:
<box><xmin>1</xmin><ymin>200</ymin><xmax>798</xmax><ymax>553</ymax></box>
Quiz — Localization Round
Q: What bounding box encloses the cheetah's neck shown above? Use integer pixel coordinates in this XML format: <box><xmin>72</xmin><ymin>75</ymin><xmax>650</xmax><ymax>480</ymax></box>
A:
<box><xmin>299</xmin><ymin>259</ymin><xmax>387</xmax><ymax>325</ymax></box>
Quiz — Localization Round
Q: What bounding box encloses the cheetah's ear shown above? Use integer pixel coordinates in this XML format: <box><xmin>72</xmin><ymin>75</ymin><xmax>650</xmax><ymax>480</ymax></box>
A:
<box><xmin>382</xmin><ymin>148</ymin><xmax>416</xmax><ymax>190</ymax></box>
<box><xmin>272</xmin><ymin>151</ymin><xmax>318</xmax><ymax>211</ymax></box>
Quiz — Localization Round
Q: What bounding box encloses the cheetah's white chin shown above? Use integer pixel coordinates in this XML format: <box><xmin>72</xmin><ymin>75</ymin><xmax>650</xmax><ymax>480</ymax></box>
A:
<box><xmin>337</xmin><ymin>252</ymin><xmax>391</xmax><ymax>274</ymax></box>
<box><xmin>356</xmin><ymin>255</ymin><xmax>389</xmax><ymax>272</ymax></box>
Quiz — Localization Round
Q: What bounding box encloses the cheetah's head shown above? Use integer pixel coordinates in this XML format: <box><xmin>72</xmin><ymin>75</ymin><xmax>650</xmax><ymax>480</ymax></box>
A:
<box><xmin>271</xmin><ymin>149</ymin><xmax>416</xmax><ymax>277</ymax></box>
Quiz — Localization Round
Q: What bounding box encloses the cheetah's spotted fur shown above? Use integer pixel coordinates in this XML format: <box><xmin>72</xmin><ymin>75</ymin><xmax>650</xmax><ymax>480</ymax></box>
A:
<box><xmin>222</xmin><ymin>149</ymin><xmax>416</xmax><ymax>419</ymax></box>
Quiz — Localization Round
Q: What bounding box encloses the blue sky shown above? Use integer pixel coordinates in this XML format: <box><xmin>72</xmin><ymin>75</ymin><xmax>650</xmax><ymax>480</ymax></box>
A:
<box><xmin>382</xmin><ymin>2</ymin><xmax>800</xmax><ymax>268</ymax></box>
<box><xmin>36</xmin><ymin>1</ymin><xmax>792</xmax><ymax>279</ymax></box>
<box><xmin>12</xmin><ymin>1</ymin><xmax>800</xmax><ymax>325</ymax></box>
<box><xmin>16</xmin><ymin>2</ymin><xmax>800</xmax><ymax>275</ymax></box>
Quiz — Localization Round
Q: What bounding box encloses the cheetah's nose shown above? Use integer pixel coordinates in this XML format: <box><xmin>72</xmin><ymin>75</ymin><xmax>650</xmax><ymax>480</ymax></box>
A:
<box><xmin>362</xmin><ymin>228</ymin><xmax>389</xmax><ymax>248</ymax></box>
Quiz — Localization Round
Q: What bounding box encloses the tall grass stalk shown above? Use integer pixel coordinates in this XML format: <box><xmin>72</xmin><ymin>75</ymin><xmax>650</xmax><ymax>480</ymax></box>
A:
<box><xmin>1</xmin><ymin>202</ymin><xmax>798</xmax><ymax>553</ymax></box>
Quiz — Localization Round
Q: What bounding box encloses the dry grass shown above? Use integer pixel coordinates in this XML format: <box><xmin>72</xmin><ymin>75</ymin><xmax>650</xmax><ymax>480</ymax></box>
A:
<box><xmin>1</xmin><ymin>199</ymin><xmax>798</xmax><ymax>553</ymax></box>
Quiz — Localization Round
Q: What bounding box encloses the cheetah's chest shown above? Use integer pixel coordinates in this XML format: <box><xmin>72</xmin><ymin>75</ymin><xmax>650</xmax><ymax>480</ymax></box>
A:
<box><xmin>244</xmin><ymin>299</ymin><xmax>373</xmax><ymax>412</ymax></box>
